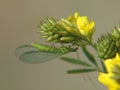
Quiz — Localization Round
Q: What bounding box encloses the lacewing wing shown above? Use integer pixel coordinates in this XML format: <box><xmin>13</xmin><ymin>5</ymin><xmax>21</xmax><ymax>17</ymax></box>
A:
<box><xmin>15</xmin><ymin>44</ymin><xmax>76</xmax><ymax>63</ymax></box>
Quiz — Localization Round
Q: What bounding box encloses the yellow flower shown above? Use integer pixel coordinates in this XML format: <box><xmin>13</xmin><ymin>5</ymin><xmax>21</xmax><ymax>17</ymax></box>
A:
<box><xmin>59</xmin><ymin>12</ymin><xmax>95</xmax><ymax>41</ymax></box>
<box><xmin>98</xmin><ymin>53</ymin><xmax>120</xmax><ymax>90</ymax></box>
<box><xmin>59</xmin><ymin>12</ymin><xmax>80</xmax><ymax>37</ymax></box>
<box><xmin>67</xmin><ymin>12</ymin><xmax>79</xmax><ymax>25</ymax></box>
<box><xmin>77</xmin><ymin>16</ymin><xmax>95</xmax><ymax>37</ymax></box>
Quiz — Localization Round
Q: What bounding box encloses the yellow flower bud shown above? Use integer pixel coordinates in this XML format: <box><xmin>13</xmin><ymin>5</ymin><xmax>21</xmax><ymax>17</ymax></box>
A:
<box><xmin>77</xmin><ymin>16</ymin><xmax>95</xmax><ymax>37</ymax></box>
<box><xmin>58</xmin><ymin>19</ymin><xmax>80</xmax><ymax>37</ymax></box>
<box><xmin>59</xmin><ymin>12</ymin><xmax>95</xmax><ymax>42</ymax></box>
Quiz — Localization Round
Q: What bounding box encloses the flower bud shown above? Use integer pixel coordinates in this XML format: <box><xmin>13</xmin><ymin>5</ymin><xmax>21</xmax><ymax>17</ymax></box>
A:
<box><xmin>47</xmin><ymin>36</ymin><xmax>53</xmax><ymax>42</ymax></box>
<box><xmin>96</xmin><ymin>34</ymin><xmax>117</xmax><ymax>59</ymax></box>
<box><xmin>60</xmin><ymin>36</ymin><xmax>75</xmax><ymax>43</ymax></box>
<box><xmin>111</xmin><ymin>24</ymin><xmax>120</xmax><ymax>39</ymax></box>
<box><xmin>52</xmin><ymin>34</ymin><xmax>60</xmax><ymax>39</ymax></box>
<box><xmin>77</xmin><ymin>16</ymin><xmax>95</xmax><ymax>39</ymax></box>
<box><xmin>59</xmin><ymin>12</ymin><xmax>95</xmax><ymax>42</ymax></box>
<box><xmin>57</xmin><ymin>30</ymin><xmax>69</xmax><ymax>36</ymax></box>
<box><xmin>58</xmin><ymin>19</ymin><xmax>80</xmax><ymax>37</ymax></box>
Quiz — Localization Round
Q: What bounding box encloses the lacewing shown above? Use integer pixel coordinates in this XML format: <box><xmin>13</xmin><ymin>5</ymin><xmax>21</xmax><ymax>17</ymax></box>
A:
<box><xmin>15</xmin><ymin>43</ymin><xmax>77</xmax><ymax>63</ymax></box>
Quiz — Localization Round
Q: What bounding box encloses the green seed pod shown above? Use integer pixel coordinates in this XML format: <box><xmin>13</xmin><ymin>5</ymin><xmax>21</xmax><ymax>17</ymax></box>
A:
<box><xmin>60</xmin><ymin>36</ymin><xmax>75</xmax><ymax>43</ymax></box>
<box><xmin>96</xmin><ymin>34</ymin><xmax>118</xmax><ymax>59</ymax></box>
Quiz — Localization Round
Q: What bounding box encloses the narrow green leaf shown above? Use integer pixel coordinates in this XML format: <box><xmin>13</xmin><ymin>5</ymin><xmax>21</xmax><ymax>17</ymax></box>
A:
<box><xmin>100</xmin><ymin>59</ymin><xmax>107</xmax><ymax>73</ymax></box>
<box><xmin>61</xmin><ymin>57</ymin><xmax>92</xmax><ymax>67</ymax></box>
<box><xmin>81</xmin><ymin>46</ymin><xmax>98</xmax><ymax>66</ymax></box>
<box><xmin>67</xmin><ymin>68</ymin><xmax>97</xmax><ymax>74</ymax></box>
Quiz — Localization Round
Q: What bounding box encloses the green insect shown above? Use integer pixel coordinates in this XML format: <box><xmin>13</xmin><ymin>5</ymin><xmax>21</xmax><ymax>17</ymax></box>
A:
<box><xmin>15</xmin><ymin>42</ymin><xmax>77</xmax><ymax>63</ymax></box>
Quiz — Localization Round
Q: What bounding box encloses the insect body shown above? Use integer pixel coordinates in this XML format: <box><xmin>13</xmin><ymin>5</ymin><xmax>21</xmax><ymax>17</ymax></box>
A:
<box><xmin>16</xmin><ymin>43</ymin><xmax>76</xmax><ymax>63</ymax></box>
<box><xmin>31</xmin><ymin>42</ymin><xmax>75</xmax><ymax>54</ymax></box>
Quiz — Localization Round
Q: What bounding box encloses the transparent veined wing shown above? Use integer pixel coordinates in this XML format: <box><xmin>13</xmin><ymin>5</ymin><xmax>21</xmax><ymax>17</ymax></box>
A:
<box><xmin>15</xmin><ymin>44</ymin><xmax>75</xmax><ymax>63</ymax></box>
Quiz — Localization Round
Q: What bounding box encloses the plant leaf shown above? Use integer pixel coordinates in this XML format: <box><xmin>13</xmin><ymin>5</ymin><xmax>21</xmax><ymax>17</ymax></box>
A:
<box><xmin>81</xmin><ymin>46</ymin><xmax>98</xmax><ymax>66</ymax></box>
<box><xmin>61</xmin><ymin>57</ymin><xmax>92</xmax><ymax>67</ymax></box>
<box><xmin>100</xmin><ymin>59</ymin><xmax>107</xmax><ymax>73</ymax></box>
<box><xmin>67</xmin><ymin>68</ymin><xmax>97</xmax><ymax>74</ymax></box>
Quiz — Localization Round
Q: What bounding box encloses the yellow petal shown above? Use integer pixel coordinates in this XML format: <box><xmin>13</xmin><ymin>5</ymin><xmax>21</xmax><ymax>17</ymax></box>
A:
<box><xmin>104</xmin><ymin>59</ymin><xmax>114</xmax><ymax>73</ymax></box>
<box><xmin>99</xmin><ymin>53</ymin><xmax>120</xmax><ymax>90</ymax></box>
<box><xmin>98</xmin><ymin>72</ymin><xmax>120</xmax><ymax>90</ymax></box>
<box><xmin>77</xmin><ymin>17</ymin><xmax>84</xmax><ymax>27</ymax></box>
<box><xmin>88</xmin><ymin>21</ymin><xmax>95</xmax><ymax>30</ymax></box>
<box><xmin>74</xmin><ymin>12</ymin><xmax>79</xmax><ymax>18</ymax></box>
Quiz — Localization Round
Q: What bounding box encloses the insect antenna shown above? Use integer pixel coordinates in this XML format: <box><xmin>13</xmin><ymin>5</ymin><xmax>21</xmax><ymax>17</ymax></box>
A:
<box><xmin>75</xmin><ymin>50</ymin><xmax>87</xmax><ymax>81</ymax></box>
<box><xmin>75</xmin><ymin>50</ymin><xmax>96</xmax><ymax>87</ymax></box>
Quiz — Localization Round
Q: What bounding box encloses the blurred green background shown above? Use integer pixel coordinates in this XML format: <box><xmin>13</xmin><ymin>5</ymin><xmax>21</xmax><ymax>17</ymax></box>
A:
<box><xmin>0</xmin><ymin>0</ymin><xmax>120</xmax><ymax>90</ymax></box>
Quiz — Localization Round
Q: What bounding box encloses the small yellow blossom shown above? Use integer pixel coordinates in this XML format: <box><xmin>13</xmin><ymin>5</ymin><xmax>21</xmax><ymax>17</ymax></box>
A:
<box><xmin>77</xmin><ymin>16</ymin><xmax>95</xmax><ymax>37</ymax></box>
<box><xmin>98</xmin><ymin>53</ymin><xmax>120</xmax><ymax>90</ymax></box>
<box><xmin>60</xmin><ymin>18</ymin><xmax>80</xmax><ymax>37</ymax></box>
<box><xmin>67</xmin><ymin>12</ymin><xmax>79</xmax><ymax>25</ymax></box>
<box><xmin>59</xmin><ymin>12</ymin><xmax>95</xmax><ymax>41</ymax></box>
